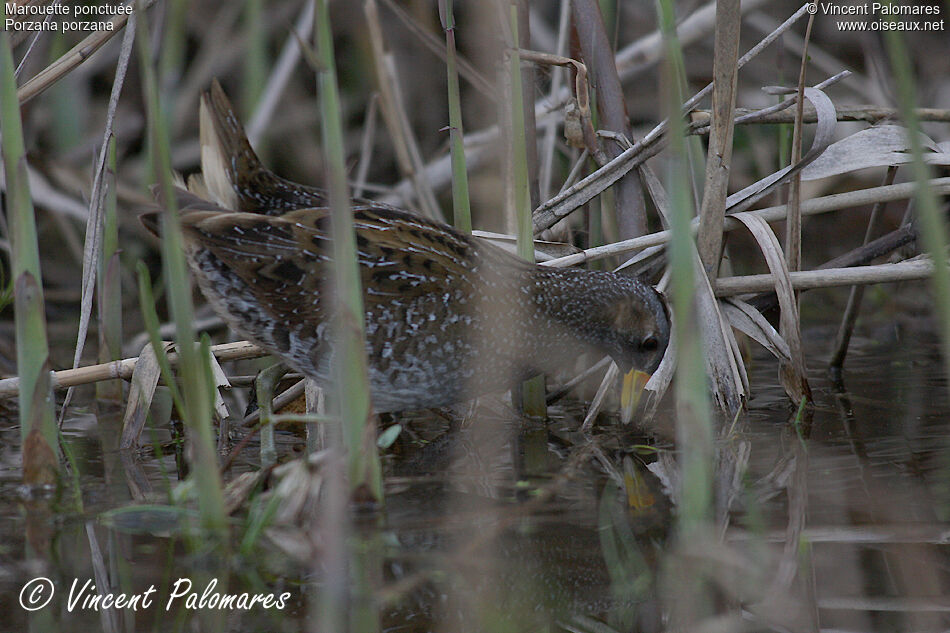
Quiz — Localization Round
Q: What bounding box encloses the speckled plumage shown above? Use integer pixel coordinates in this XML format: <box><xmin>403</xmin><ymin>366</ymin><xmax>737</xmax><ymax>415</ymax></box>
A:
<box><xmin>142</xmin><ymin>82</ymin><xmax>670</xmax><ymax>413</ymax></box>
<box><xmin>144</xmin><ymin>194</ymin><xmax>668</xmax><ymax>411</ymax></box>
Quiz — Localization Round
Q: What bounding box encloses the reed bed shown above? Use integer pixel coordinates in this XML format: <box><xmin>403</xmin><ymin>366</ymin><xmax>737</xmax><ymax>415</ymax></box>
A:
<box><xmin>1</xmin><ymin>0</ymin><xmax>949</xmax><ymax>631</ymax></box>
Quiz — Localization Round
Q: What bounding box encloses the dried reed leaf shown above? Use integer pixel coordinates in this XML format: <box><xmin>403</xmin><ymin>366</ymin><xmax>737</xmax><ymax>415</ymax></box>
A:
<box><xmin>642</xmin><ymin>167</ymin><xmax>745</xmax><ymax>414</ymax></box>
<box><xmin>801</xmin><ymin>124</ymin><xmax>950</xmax><ymax>181</ymax></box>
<box><xmin>472</xmin><ymin>230</ymin><xmax>581</xmax><ymax>261</ymax></box>
<box><xmin>204</xmin><ymin>345</ymin><xmax>232</xmax><ymax>421</ymax></box>
<box><xmin>720</xmin><ymin>298</ymin><xmax>792</xmax><ymax>363</ymax></box>
<box><xmin>641</xmin><ymin>324</ymin><xmax>676</xmax><ymax>421</ymax></box>
<box><xmin>23</xmin><ymin>428</ymin><xmax>58</xmax><ymax>487</ymax></box>
<box><xmin>730</xmin><ymin>214</ymin><xmax>810</xmax><ymax>403</ymax></box>
<box><xmin>60</xmin><ymin>12</ymin><xmax>137</xmax><ymax>423</ymax></box>
<box><xmin>581</xmin><ymin>361</ymin><xmax>619</xmax><ymax>431</ymax></box>
<box><xmin>726</xmin><ymin>86</ymin><xmax>837</xmax><ymax>214</ymax></box>
<box><xmin>120</xmin><ymin>341</ymin><xmax>169</xmax><ymax>449</ymax></box>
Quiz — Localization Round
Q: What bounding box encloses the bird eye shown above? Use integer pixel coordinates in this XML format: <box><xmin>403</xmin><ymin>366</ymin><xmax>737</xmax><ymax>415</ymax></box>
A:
<box><xmin>641</xmin><ymin>335</ymin><xmax>658</xmax><ymax>352</ymax></box>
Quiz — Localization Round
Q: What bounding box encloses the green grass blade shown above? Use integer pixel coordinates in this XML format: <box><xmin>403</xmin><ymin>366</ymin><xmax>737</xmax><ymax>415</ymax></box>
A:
<box><xmin>440</xmin><ymin>0</ymin><xmax>472</xmax><ymax>234</ymax></box>
<box><xmin>507</xmin><ymin>4</ymin><xmax>546</xmax><ymax>418</ymax></box>
<box><xmin>0</xmin><ymin>4</ymin><xmax>57</xmax><ymax>473</ymax></box>
<box><xmin>135</xmin><ymin>0</ymin><xmax>227</xmax><ymax>539</ymax></box>
<box><xmin>315</xmin><ymin>0</ymin><xmax>381</xmax><ymax>499</ymax></box>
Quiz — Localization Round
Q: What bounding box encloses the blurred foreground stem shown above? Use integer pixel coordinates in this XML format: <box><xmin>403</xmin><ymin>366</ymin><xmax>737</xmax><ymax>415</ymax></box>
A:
<box><xmin>315</xmin><ymin>0</ymin><xmax>382</xmax><ymax>500</ymax></box>
<box><xmin>0</xmin><ymin>3</ymin><xmax>57</xmax><ymax>484</ymax></box>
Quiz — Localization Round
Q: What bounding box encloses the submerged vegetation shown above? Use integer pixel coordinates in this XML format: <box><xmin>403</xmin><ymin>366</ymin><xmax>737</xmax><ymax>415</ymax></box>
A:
<box><xmin>0</xmin><ymin>0</ymin><xmax>949</xmax><ymax>631</ymax></box>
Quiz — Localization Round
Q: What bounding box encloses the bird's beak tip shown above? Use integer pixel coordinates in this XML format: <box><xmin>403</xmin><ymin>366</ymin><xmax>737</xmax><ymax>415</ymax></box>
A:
<box><xmin>620</xmin><ymin>369</ymin><xmax>651</xmax><ymax>424</ymax></box>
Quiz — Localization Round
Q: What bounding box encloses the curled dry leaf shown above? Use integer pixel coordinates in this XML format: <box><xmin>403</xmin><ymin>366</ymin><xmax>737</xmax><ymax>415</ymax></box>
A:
<box><xmin>720</xmin><ymin>298</ymin><xmax>792</xmax><ymax>364</ymax></box>
<box><xmin>641</xmin><ymin>167</ymin><xmax>746</xmax><ymax>415</ymax></box>
<box><xmin>581</xmin><ymin>360</ymin><xmax>619</xmax><ymax>431</ymax></box>
<box><xmin>120</xmin><ymin>341</ymin><xmax>171</xmax><ymax>449</ymax></box>
<box><xmin>726</xmin><ymin>86</ymin><xmax>837</xmax><ymax>214</ymax></box>
<box><xmin>204</xmin><ymin>346</ymin><xmax>233</xmax><ymax>421</ymax></box>
<box><xmin>728</xmin><ymin>214</ymin><xmax>811</xmax><ymax>403</ymax></box>
<box><xmin>800</xmin><ymin>124</ymin><xmax>950</xmax><ymax>181</ymax></box>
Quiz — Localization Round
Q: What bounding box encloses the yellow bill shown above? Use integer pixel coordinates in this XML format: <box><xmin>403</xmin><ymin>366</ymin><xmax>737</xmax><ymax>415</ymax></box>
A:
<box><xmin>620</xmin><ymin>369</ymin><xmax>651</xmax><ymax>424</ymax></box>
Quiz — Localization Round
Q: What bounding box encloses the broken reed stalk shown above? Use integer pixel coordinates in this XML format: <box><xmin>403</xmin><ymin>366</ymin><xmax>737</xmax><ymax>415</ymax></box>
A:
<box><xmin>363</xmin><ymin>0</ymin><xmax>442</xmax><ymax>220</ymax></box>
<box><xmin>696</xmin><ymin>0</ymin><xmax>740</xmax><ymax>278</ymax></box>
<box><xmin>438</xmin><ymin>0</ymin><xmax>472</xmax><ymax>234</ymax></box>
<box><xmin>315</xmin><ymin>0</ymin><xmax>381</xmax><ymax>500</ymax></box>
<box><xmin>0</xmin><ymin>4</ymin><xmax>58</xmax><ymax>484</ymax></box>
<box><xmin>135</xmin><ymin>0</ymin><xmax>228</xmax><ymax>539</ymax></box>
<box><xmin>0</xmin><ymin>340</ymin><xmax>265</xmax><ymax>399</ymax></box>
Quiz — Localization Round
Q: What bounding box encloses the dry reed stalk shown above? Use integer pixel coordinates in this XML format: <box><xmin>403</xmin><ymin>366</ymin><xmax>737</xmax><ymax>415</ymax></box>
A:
<box><xmin>543</xmin><ymin>177</ymin><xmax>950</xmax><ymax>268</ymax></box>
<box><xmin>689</xmin><ymin>105</ymin><xmax>950</xmax><ymax>127</ymax></box>
<box><xmin>571</xmin><ymin>0</ymin><xmax>648</xmax><ymax>239</ymax></box>
<box><xmin>0</xmin><ymin>340</ymin><xmax>265</xmax><ymax>399</ymax></box>
<box><xmin>714</xmin><ymin>257</ymin><xmax>940</xmax><ymax>295</ymax></box>
<box><xmin>17</xmin><ymin>0</ymin><xmax>156</xmax><ymax>104</ymax></box>
<box><xmin>696</xmin><ymin>0</ymin><xmax>741</xmax><ymax>277</ymax></box>
<box><xmin>363</xmin><ymin>0</ymin><xmax>443</xmax><ymax>220</ymax></box>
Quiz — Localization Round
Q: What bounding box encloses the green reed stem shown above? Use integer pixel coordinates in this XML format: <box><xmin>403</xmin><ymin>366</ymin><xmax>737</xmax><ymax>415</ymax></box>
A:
<box><xmin>136</xmin><ymin>263</ymin><xmax>185</xmax><ymax>414</ymax></box>
<box><xmin>657</xmin><ymin>0</ymin><xmax>714</xmax><ymax>622</ymax></box>
<box><xmin>136</xmin><ymin>0</ymin><xmax>227</xmax><ymax>539</ymax></box>
<box><xmin>0</xmin><ymin>5</ymin><xmax>57</xmax><ymax>462</ymax></box>
<box><xmin>255</xmin><ymin>363</ymin><xmax>284</xmax><ymax>469</ymax></box>
<box><xmin>315</xmin><ymin>0</ymin><xmax>381</xmax><ymax>500</ymax></box>
<box><xmin>158</xmin><ymin>0</ymin><xmax>187</xmax><ymax>86</ymax></box>
<box><xmin>242</xmin><ymin>0</ymin><xmax>268</xmax><ymax>116</ymax></box>
<box><xmin>882</xmin><ymin>28</ymin><xmax>950</xmax><ymax>388</ymax></box>
<box><xmin>97</xmin><ymin>136</ymin><xmax>123</xmax><ymax>402</ymax></box>
<box><xmin>657</xmin><ymin>0</ymin><xmax>712</xmax><ymax>535</ymax></box>
<box><xmin>439</xmin><ymin>0</ymin><xmax>472</xmax><ymax>234</ymax></box>
<box><xmin>507</xmin><ymin>3</ymin><xmax>547</xmax><ymax>418</ymax></box>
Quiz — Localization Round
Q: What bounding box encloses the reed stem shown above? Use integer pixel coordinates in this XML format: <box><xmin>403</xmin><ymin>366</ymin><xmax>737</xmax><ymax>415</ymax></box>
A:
<box><xmin>135</xmin><ymin>0</ymin><xmax>228</xmax><ymax>539</ymax></box>
<box><xmin>440</xmin><ymin>0</ymin><xmax>472</xmax><ymax>234</ymax></box>
<box><xmin>0</xmin><ymin>3</ymin><xmax>57</xmax><ymax>481</ymax></box>
<box><xmin>315</xmin><ymin>0</ymin><xmax>382</xmax><ymax>500</ymax></box>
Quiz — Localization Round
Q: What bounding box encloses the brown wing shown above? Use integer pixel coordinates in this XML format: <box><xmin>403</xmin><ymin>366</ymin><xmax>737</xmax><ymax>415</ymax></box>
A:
<box><xmin>280</xmin><ymin>205</ymin><xmax>481</xmax><ymax>303</ymax></box>
<box><xmin>180</xmin><ymin>207</ymin><xmax>329</xmax><ymax>329</ymax></box>
<box><xmin>177</xmin><ymin>202</ymin><xmax>485</xmax><ymax>330</ymax></box>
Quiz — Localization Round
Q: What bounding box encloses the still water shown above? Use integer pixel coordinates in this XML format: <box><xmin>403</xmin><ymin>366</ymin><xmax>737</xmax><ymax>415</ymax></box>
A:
<box><xmin>0</xmin><ymin>298</ymin><xmax>948</xmax><ymax>633</ymax></box>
